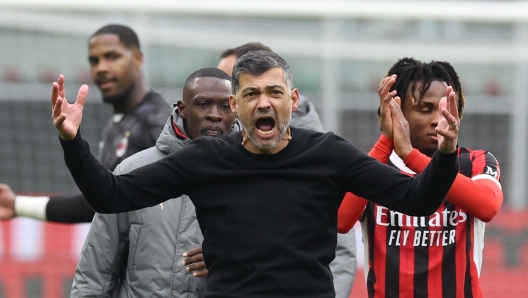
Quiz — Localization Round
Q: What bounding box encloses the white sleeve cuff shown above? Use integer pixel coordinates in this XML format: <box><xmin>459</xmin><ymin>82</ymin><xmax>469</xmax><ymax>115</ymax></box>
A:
<box><xmin>14</xmin><ymin>196</ymin><xmax>50</xmax><ymax>221</ymax></box>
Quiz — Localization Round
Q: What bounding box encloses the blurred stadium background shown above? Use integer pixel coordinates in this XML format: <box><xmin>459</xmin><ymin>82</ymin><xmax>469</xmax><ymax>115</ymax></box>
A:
<box><xmin>0</xmin><ymin>0</ymin><xmax>527</xmax><ymax>297</ymax></box>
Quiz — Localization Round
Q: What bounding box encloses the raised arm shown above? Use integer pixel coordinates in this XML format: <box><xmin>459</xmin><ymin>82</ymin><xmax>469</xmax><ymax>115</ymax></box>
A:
<box><xmin>52</xmin><ymin>79</ymin><xmax>189</xmax><ymax>213</ymax></box>
<box><xmin>6</xmin><ymin>191</ymin><xmax>95</xmax><ymax>223</ymax></box>
<box><xmin>337</xmin><ymin>135</ymin><xmax>393</xmax><ymax>233</ymax></box>
<box><xmin>390</xmin><ymin>89</ymin><xmax>502</xmax><ymax>222</ymax></box>
<box><xmin>59</xmin><ymin>131</ymin><xmax>191</xmax><ymax>213</ymax></box>
<box><xmin>46</xmin><ymin>194</ymin><xmax>95</xmax><ymax>223</ymax></box>
<box><xmin>340</xmin><ymin>88</ymin><xmax>460</xmax><ymax>216</ymax></box>
<box><xmin>338</xmin><ymin>76</ymin><xmax>406</xmax><ymax>233</ymax></box>
<box><xmin>403</xmin><ymin>149</ymin><xmax>502</xmax><ymax>222</ymax></box>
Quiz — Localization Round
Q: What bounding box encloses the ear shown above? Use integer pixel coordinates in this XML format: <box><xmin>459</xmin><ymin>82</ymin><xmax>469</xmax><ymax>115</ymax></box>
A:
<box><xmin>132</xmin><ymin>50</ymin><xmax>143</xmax><ymax>68</ymax></box>
<box><xmin>177</xmin><ymin>100</ymin><xmax>186</xmax><ymax>119</ymax></box>
<box><xmin>229</xmin><ymin>94</ymin><xmax>238</xmax><ymax>118</ymax></box>
<box><xmin>291</xmin><ymin>88</ymin><xmax>300</xmax><ymax>112</ymax></box>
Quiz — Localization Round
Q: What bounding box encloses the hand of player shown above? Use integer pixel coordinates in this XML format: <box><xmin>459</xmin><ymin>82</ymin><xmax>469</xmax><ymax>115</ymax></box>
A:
<box><xmin>389</xmin><ymin>98</ymin><xmax>413</xmax><ymax>159</ymax></box>
<box><xmin>377</xmin><ymin>74</ymin><xmax>398</xmax><ymax>139</ymax></box>
<box><xmin>51</xmin><ymin>75</ymin><xmax>89</xmax><ymax>140</ymax></box>
<box><xmin>436</xmin><ymin>86</ymin><xmax>459</xmax><ymax>154</ymax></box>
<box><xmin>0</xmin><ymin>184</ymin><xmax>16</xmax><ymax>220</ymax></box>
<box><xmin>182</xmin><ymin>246</ymin><xmax>208</xmax><ymax>277</ymax></box>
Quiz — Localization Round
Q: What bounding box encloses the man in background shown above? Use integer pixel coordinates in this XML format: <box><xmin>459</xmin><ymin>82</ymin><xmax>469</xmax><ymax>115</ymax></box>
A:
<box><xmin>0</xmin><ymin>24</ymin><xmax>171</xmax><ymax>222</ymax></box>
<box><xmin>338</xmin><ymin>58</ymin><xmax>503</xmax><ymax>298</ymax></box>
<box><xmin>71</xmin><ymin>67</ymin><xmax>235</xmax><ymax>297</ymax></box>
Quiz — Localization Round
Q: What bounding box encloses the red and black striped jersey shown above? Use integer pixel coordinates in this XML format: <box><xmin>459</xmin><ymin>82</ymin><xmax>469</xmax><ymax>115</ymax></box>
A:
<box><xmin>361</xmin><ymin>147</ymin><xmax>501</xmax><ymax>298</ymax></box>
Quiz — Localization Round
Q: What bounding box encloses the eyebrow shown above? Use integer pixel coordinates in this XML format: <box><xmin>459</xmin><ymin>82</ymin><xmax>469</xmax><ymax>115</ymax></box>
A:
<box><xmin>241</xmin><ymin>85</ymin><xmax>285</xmax><ymax>94</ymax></box>
<box><xmin>241</xmin><ymin>87</ymin><xmax>259</xmax><ymax>94</ymax></box>
<box><xmin>192</xmin><ymin>96</ymin><xmax>230</xmax><ymax>101</ymax></box>
<box><xmin>416</xmin><ymin>100</ymin><xmax>435</xmax><ymax>107</ymax></box>
<box><xmin>266</xmin><ymin>85</ymin><xmax>285</xmax><ymax>90</ymax></box>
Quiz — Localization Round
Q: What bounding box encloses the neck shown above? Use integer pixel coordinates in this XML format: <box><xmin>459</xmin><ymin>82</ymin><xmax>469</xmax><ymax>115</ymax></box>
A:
<box><xmin>112</xmin><ymin>80</ymin><xmax>150</xmax><ymax>114</ymax></box>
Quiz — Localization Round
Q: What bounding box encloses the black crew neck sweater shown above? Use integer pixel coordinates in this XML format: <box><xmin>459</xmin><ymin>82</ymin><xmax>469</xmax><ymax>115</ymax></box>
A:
<box><xmin>61</xmin><ymin>127</ymin><xmax>458</xmax><ymax>297</ymax></box>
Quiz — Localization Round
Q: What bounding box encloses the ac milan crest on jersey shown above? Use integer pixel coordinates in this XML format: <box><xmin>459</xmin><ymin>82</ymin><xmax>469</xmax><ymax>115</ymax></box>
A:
<box><xmin>116</xmin><ymin>131</ymin><xmax>130</xmax><ymax>158</ymax></box>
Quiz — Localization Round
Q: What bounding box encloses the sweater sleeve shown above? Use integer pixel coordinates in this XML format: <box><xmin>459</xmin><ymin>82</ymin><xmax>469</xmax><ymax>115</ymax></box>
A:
<box><xmin>46</xmin><ymin>194</ymin><xmax>95</xmax><ymax>223</ymax></box>
<box><xmin>337</xmin><ymin>135</ymin><xmax>459</xmax><ymax>217</ymax></box>
<box><xmin>338</xmin><ymin>134</ymin><xmax>393</xmax><ymax>233</ymax></box>
<box><xmin>404</xmin><ymin>148</ymin><xmax>503</xmax><ymax>222</ymax></box>
<box><xmin>60</xmin><ymin>132</ymin><xmax>191</xmax><ymax>213</ymax></box>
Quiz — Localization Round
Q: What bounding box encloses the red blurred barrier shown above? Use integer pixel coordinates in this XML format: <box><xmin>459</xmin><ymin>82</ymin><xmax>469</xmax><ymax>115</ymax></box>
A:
<box><xmin>0</xmin><ymin>220</ymin><xmax>81</xmax><ymax>298</ymax></box>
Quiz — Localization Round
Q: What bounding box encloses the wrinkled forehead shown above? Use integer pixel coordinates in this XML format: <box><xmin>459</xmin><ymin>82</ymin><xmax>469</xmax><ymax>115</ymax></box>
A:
<box><xmin>237</xmin><ymin>68</ymin><xmax>288</xmax><ymax>90</ymax></box>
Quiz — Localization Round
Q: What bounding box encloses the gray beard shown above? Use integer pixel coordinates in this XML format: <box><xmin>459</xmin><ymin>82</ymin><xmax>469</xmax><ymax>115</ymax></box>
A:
<box><xmin>242</xmin><ymin>114</ymin><xmax>291</xmax><ymax>151</ymax></box>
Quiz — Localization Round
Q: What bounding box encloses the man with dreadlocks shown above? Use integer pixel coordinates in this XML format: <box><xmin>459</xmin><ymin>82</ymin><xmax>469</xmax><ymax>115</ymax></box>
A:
<box><xmin>338</xmin><ymin>57</ymin><xmax>503</xmax><ymax>298</ymax></box>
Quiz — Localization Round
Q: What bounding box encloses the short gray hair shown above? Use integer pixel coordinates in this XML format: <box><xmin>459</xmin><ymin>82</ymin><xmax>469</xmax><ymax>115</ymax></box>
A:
<box><xmin>231</xmin><ymin>50</ymin><xmax>293</xmax><ymax>95</ymax></box>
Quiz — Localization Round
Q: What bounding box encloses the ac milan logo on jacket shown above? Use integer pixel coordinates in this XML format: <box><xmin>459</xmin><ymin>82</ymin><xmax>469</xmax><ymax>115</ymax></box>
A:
<box><xmin>116</xmin><ymin>131</ymin><xmax>130</xmax><ymax>158</ymax></box>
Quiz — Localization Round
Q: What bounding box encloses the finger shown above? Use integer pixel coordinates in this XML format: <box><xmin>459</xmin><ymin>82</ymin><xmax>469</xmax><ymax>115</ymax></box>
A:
<box><xmin>435</xmin><ymin>127</ymin><xmax>456</xmax><ymax>141</ymax></box>
<box><xmin>447</xmin><ymin>87</ymin><xmax>459</xmax><ymax>120</ymax></box>
<box><xmin>182</xmin><ymin>254</ymin><xmax>204</xmax><ymax>265</ymax></box>
<box><xmin>58</xmin><ymin>74</ymin><xmax>66</xmax><ymax>99</ymax></box>
<box><xmin>53</xmin><ymin>112</ymin><xmax>67</xmax><ymax>130</ymax></box>
<box><xmin>53</xmin><ymin>97</ymin><xmax>69</xmax><ymax>128</ymax></box>
<box><xmin>384</xmin><ymin>90</ymin><xmax>397</xmax><ymax>104</ymax></box>
<box><xmin>393</xmin><ymin>96</ymin><xmax>401</xmax><ymax>107</ymax></box>
<box><xmin>441</xmin><ymin>108</ymin><xmax>458</xmax><ymax>130</ymax></box>
<box><xmin>51</xmin><ymin>82</ymin><xmax>60</xmax><ymax>108</ymax></box>
<box><xmin>76</xmin><ymin>85</ymin><xmax>89</xmax><ymax>107</ymax></box>
<box><xmin>389</xmin><ymin>100</ymin><xmax>400</xmax><ymax>127</ymax></box>
<box><xmin>391</xmin><ymin>98</ymin><xmax>411</xmax><ymax>134</ymax></box>
<box><xmin>379</xmin><ymin>76</ymin><xmax>396</xmax><ymax>98</ymax></box>
<box><xmin>377</xmin><ymin>75</ymin><xmax>396</xmax><ymax>95</ymax></box>
<box><xmin>439</xmin><ymin>96</ymin><xmax>447</xmax><ymax>111</ymax></box>
<box><xmin>183</xmin><ymin>247</ymin><xmax>202</xmax><ymax>257</ymax></box>
<box><xmin>436</xmin><ymin>107</ymin><xmax>458</xmax><ymax>135</ymax></box>
<box><xmin>186</xmin><ymin>261</ymin><xmax>206</xmax><ymax>272</ymax></box>
<box><xmin>52</xmin><ymin>97</ymin><xmax>64</xmax><ymax>120</ymax></box>
<box><xmin>435</xmin><ymin>124</ymin><xmax>457</xmax><ymax>142</ymax></box>
<box><xmin>377</xmin><ymin>76</ymin><xmax>390</xmax><ymax>91</ymax></box>
<box><xmin>390</xmin><ymin>98</ymin><xmax>404</xmax><ymax>118</ymax></box>
<box><xmin>192</xmin><ymin>269</ymin><xmax>208</xmax><ymax>278</ymax></box>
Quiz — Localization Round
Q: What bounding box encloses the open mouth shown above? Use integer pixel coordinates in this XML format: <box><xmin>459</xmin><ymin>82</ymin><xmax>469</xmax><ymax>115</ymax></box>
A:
<box><xmin>256</xmin><ymin>117</ymin><xmax>275</xmax><ymax>136</ymax></box>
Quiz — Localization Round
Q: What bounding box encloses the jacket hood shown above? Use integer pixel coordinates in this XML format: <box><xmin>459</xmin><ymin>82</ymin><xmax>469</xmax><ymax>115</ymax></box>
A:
<box><xmin>290</xmin><ymin>94</ymin><xmax>324</xmax><ymax>133</ymax></box>
<box><xmin>156</xmin><ymin>104</ymin><xmax>241</xmax><ymax>155</ymax></box>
